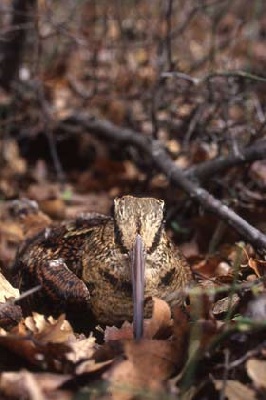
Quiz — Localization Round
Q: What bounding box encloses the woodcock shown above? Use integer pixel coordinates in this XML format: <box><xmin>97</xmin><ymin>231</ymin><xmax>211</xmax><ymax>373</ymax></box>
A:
<box><xmin>13</xmin><ymin>196</ymin><xmax>192</xmax><ymax>337</ymax></box>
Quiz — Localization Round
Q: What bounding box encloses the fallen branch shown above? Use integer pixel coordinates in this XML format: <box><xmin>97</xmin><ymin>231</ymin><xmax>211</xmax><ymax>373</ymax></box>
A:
<box><xmin>62</xmin><ymin>114</ymin><xmax>266</xmax><ymax>250</ymax></box>
<box><xmin>185</xmin><ymin>139</ymin><xmax>266</xmax><ymax>181</ymax></box>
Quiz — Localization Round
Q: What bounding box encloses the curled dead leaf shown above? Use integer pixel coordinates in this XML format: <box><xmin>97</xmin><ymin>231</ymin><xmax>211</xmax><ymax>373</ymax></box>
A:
<box><xmin>22</xmin><ymin>313</ymin><xmax>75</xmax><ymax>343</ymax></box>
<box><xmin>212</xmin><ymin>294</ymin><xmax>239</xmax><ymax>316</ymax></box>
<box><xmin>144</xmin><ymin>297</ymin><xmax>172</xmax><ymax>339</ymax></box>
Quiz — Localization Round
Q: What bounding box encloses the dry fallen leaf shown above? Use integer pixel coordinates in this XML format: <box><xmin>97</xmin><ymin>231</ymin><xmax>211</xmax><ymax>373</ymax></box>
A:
<box><xmin>0</xmin><ymin>271</ymin><xmax>19</xmax><ymax>302</ymax></box>
<box><xmin>249</xmin><ymin>160</ymin><xmax>266</xmax><ymax>188</ymax></box>
<box><xmin>144</xmin><ymin>297</ymin><xmax>172</xmax><ymax>339</ymax></box>
<box><xmin>0</xmin><ymin>370</ymin><xmax>72</xmax><ymax>400</ymax></box>
<box><xmin>104</xmin><ymin>298</ymin><xmax>172</xmax><ymax>341</ymax></box>
<box><xmin>192</xmin><ymin>256</ymin><xmax>222</xmax><ymax>278</ymax></box>
<box><xmin>213</xmin><ymin>379</ymin><xmax>256</xmax><ymax>400</ymax></box>
<box><xmin>0</xmin><ymin>221</ymin><xmax>24</xmax><ymax>242</ymax></box>
<box><xmin>5</xmin><ymin>198</ymin><xmax>52</xmax><ymax>239</ymax></box>
<box><xmin>105</xmin><ymin>340</ymin><xmax>178</xmax><ymax>400</ymax></box>
<box><xmin>212</xmin><ymin>294</ymin><xmax>239</xmax><ymax>316</ymax></box>
<box><xmin>39</xmin><ymin>198</ymin><xmax>66</xmax><ymax>220</ymax></box>
<box><xmin>22</xmin><ymin>313</ymin><xmax>75</xmax><ymax>343</ymax></box>
<box><xmin>0</xmin><ymin>314</ymin><xmax>74</xmax><ymax>369</ymax></box>
<box><xmin>247</xmin><ymin>359</ymin><xmax>266</xmax><ymax>389</ymax></box>
<box><xmin>104</xmin><ymin>321</ymin><xmax>134</xmax><ymax>341</ymax></box>
<box><xmin>67</xmin><ymin>336</ymin><xmax>96</xmax><ymax>363</ymax></box>
<box><xmin>245</xmin><ymin>294</ymin><xmax>266</xmax><ymax>321</ymax></box>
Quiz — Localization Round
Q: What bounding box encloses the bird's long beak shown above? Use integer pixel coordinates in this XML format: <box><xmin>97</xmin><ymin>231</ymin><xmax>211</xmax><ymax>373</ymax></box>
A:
<box><xmin>131</xmin><ymin>234</ymin><xmax>145</xmax><ymax>340</ymax></box>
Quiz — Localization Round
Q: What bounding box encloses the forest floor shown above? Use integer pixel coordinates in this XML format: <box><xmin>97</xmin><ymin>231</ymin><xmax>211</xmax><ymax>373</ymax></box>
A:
<box><xmin>0</xmin><ymin>1</ymin><xmax>266</xmax><ymax>399</ymax></box>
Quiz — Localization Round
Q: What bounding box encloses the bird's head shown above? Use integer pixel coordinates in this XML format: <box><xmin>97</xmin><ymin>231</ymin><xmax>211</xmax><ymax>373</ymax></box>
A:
<box><xmin>113</xmin><ymin>195</ymin><xmax>165</xmax><ymax>254</ymax></box>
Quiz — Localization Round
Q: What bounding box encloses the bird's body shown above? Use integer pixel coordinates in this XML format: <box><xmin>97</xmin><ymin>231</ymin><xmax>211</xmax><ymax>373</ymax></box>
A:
<box><xmin>14</xmin><ymin>196</ymin><xmax>192</xmax><ymax>325</ymax></box>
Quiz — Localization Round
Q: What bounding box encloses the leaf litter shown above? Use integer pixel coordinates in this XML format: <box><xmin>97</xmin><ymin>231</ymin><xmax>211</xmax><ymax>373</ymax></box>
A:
<box><xmin>0</xmin><ymin>2</ymin><xmax>266</xmax><ymax>398</ymax></box>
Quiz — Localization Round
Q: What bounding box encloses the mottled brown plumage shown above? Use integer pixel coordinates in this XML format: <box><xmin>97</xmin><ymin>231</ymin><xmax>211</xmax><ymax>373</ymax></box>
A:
<box><xmin>13</xmin><ymin>196</ymin><xmax>192</xmax><ymax>325</ymax></box>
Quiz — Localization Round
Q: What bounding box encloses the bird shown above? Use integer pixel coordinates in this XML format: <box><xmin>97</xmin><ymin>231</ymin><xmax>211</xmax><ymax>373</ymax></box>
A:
<box><xmin>13</xmin><ymin>196</ymin><xmax>192</xmax><ymax>338</ymax></box>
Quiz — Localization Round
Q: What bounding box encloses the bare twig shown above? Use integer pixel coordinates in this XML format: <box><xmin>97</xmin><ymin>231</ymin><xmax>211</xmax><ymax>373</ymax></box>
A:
<box><xmin>14</xmin><ymin>285</ymin><xmax>42</xmax><ymax>302</ymax></box>
<box><xmin>186</xmin><ymin>139</ymin><xmax>266</xmax><ymax>181</ymax></box>
<box><xmin>204</xmin><ymin>71</ymin><xmax>266</xmax><ymax>84</ymax></box>
<box><xmin>161</xmin><ymin>70</ymin><xmax>266</xmax><ymax>85</ymax></box>
<box><xmin>227</xmin><ymin>341</ymin><xmax>266</xmax><ymax>370</ymax></box>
